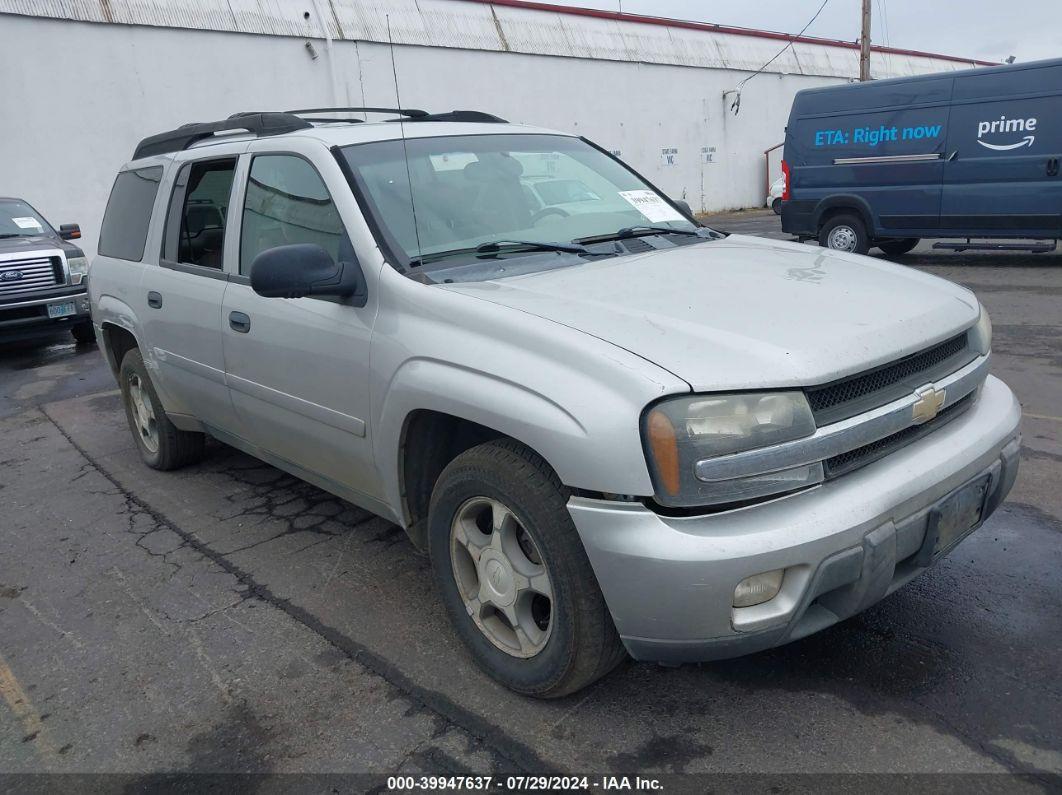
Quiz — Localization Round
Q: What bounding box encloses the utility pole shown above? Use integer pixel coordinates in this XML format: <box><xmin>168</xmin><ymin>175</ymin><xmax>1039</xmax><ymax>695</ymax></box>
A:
<box><xmin>859</xmin><ymin>0</ymin><xmax>872</xmax><ymax>81</ymax></box>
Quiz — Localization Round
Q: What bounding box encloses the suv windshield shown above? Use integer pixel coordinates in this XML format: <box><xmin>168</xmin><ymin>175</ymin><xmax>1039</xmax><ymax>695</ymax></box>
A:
<box><xmin>0</xmin><ymin>199</ymin><xmax>53</xmax><ymax>239</ymax></box>
<box><xmin>339</xmin><ymin>134</ymin><xmax>704</xmax><ymax>280</ymax></box>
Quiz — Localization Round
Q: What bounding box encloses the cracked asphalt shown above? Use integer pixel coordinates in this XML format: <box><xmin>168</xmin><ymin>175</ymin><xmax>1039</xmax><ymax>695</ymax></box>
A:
<box><xmin>1</xmin><ymin>209</ymin><xmax>1060</xmax><ymax>785</ymax></box>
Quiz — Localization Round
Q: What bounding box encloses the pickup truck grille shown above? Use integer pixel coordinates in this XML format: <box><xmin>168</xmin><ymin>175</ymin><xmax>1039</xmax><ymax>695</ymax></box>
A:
<box><xmin>0</xmin><ymin>256</ymin><xmax>63</xmax><ymax>297</ymax></box>
<box><xmin>806</xmin><ymin>333</ymin><xmax>973</xmax><ymax>424</ymax></box>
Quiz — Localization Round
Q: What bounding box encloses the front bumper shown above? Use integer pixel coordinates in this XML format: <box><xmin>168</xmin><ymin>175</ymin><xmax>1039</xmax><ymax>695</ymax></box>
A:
<box><xmin>568</xmin><ymin>376</ymin><xmax>1021</xmax><ymax>663</ymax></box>
<box><xmin>0</xmin><ymin>287</ymin><xmax>91</xmax><ymax>341</ymax></box>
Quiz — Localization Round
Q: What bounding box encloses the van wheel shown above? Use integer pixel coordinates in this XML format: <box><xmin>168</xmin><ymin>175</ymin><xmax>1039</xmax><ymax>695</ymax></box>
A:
<box><xmin>119</xmin><ymin>349</ymin><xmax>205</xmax><ymax>470</ymax></box>
<box><xmin>771</xmin><ymin>198</ymin><xmax>782</xmax><ymax>215</ymax></box>
<box><xmin>819</xmin><ymin>214</ymin><xmax>870</xmax><ymax>255</ymax></box>
<box><xmin>878</xmin><ymin>238</ymin><xmax>920</xmax><ymax>257</ymax></box>
<box><xmin>428</xmin><ymin>439</ymin><xmax>626</xmax><ymax>698</ymax></box>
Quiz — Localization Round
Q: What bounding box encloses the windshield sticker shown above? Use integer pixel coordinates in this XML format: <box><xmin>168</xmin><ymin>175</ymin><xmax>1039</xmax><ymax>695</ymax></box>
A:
<box><xmin>618</xmin><ymin>190</ymin><xmax>684</xmax><ymax>223</ymax></box>
<box><xmin>12</xmin><ymin>217</ymin><xmax>43</xmax><ymax>230</ymax></box>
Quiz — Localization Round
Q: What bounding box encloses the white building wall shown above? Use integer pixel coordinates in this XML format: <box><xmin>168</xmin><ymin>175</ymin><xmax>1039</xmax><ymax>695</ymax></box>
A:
<box><xmin>0</xmin><ymin>3</ymin><xmax>986</xmax><ymax>256</ymax></box>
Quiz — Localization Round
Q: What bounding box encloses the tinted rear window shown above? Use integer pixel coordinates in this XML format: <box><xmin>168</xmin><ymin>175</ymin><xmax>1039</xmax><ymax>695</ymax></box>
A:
<box><xmin>98</xmin><ymin>166</ymin><xmax>163</xmax><ymax>261</ymax></box>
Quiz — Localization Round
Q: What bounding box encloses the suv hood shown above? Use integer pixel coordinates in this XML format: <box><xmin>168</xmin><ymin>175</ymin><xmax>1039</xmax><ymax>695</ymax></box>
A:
<box><xmin>442</xmin><ymin>234</ymin><xmax>979</xmax><ymax>392</ymax></box>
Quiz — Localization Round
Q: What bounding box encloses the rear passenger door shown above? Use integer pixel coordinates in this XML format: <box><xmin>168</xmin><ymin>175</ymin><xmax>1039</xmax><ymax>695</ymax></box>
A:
<box><xmin>221</xmin><ymin>149</ymin><xmax>381</xmax><ymax>502</ymax></box>
<box><xmin>941</xmin><ymin>65</ymin><xmax>1062</xmax><ymax>238</ymax></box>
<box><xmin>140</xmin><ymin>155</ymin><xmax>240</xmax><ymax>431</ymax></box>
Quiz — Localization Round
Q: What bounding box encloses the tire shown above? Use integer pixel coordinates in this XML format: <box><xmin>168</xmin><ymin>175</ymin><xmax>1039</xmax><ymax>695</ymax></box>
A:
<box><xmin>119</xmin><ymin>348</ymin><xmax>205</xmax><ymax>470</ymax></box>
<box><xmin>71</xmin><ymin>321</ymin><xmax>96</xmax><ymax>345</ymax></box>
<box><xmin>877</xmin><ymin>238</ymin><xmax>920</xmax><ymax>257</ymax></box>
<box><xmin>428</xmin><ymin>439</ymin><xmax>626</xmax><ymax>698</ymax></box>
<box><xmin>819</xmin><ymin>213</ymin><xmax>870</xmax><ymax>255</ymax></box>
<box><xmin>771</xmin><ymin>198</ymin><xmax>782</xmax><ymax>215</ymax></box>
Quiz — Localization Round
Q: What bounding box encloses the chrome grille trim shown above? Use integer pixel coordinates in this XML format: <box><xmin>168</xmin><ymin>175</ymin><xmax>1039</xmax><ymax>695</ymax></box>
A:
<box><xmin>694</xmin><ymin>354</ymin><xmax>990</xmax><ymax>483</ymax></box>
<box><xmin>0</xmin><ymin>249</ymin><xmax>65</xmax><ymax>295</ymax></box>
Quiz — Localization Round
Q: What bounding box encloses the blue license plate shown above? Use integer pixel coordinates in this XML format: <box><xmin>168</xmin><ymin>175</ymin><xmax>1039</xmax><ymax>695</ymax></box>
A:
<box><xmin>47</xmin><ymin>301</ymin><xmax>76</xmax><ymax>319</ymax></box>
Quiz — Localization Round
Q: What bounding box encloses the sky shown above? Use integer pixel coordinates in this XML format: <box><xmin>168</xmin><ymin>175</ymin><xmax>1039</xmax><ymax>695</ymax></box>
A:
<box><xmin>544</xmin><ymin>0</ymin><xmax>1060</xmax><ymax>64</ymax></box>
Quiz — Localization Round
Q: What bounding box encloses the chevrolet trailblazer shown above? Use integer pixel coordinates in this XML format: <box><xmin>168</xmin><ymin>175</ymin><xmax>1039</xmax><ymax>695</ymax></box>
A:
<box><xmin>88</xmin><ymin>108</ymin><xmax>1020</xmax><ymax>697</ymax></box>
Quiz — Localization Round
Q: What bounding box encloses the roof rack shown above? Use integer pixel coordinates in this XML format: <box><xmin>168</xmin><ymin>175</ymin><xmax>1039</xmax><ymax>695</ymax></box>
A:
<box><xmin>396</xmin><ymin>110</ymin><xmax>508</xmax><ymax>124</ymax></box>
<box><xmin>132</xmin><ymin>112</ymin><xmax>312</xmax><ymax>160</ymax></box>
<box><xmin>132</xmin><ymin>108</ymin><xmax>510</xmax><ymax>159</ymax></box>
<box><xmin>288</xmin><ymin>106</ymin><xmax>429</xmax><ymax>118</ymax></box>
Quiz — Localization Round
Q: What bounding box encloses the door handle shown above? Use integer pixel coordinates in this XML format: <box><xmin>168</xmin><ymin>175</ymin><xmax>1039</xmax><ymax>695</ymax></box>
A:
<box><xmin>1048</xmin><ymin>157</ymin><xmax>1060</xmax><ymax>177</ymax></box>
<box><xmin>147</xmin><ymin>291</ymin><xmax>163</xmax><ymax>309</ymax></box>
<box><xmin>229</xmin><ymin>311</ymin><xmax>251</xmax><ymax>333</ymax></box>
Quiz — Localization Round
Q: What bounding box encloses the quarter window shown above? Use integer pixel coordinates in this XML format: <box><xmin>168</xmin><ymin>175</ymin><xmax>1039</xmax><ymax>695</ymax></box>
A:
<box><xmin>162</xmin><ymin>158</ymin><xmax>238</xmax><ymax>269</ymax></box>
<box><xmin>98</xmin><ymin>167</ymin><xmax>163</xmax><ymax>262</ymax></box>
<box><xmin>240</xmin><ymin>155</ymin><xmax>351</xmax><ymax>276</ymax></box>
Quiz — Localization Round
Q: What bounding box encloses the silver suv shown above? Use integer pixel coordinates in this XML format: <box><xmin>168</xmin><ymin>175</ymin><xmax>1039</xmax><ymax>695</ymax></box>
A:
<box><xmin>89</xmin><ymin>108</ymin><xmax>1021</xmax><ymax>697</ymax></box>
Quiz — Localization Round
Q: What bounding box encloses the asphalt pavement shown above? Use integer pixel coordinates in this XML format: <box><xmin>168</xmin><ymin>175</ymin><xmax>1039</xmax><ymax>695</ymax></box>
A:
<box><xmin>1</xmin><ymin>210</ymin><xmax>1059</xmax><ymax>787</ymax></box>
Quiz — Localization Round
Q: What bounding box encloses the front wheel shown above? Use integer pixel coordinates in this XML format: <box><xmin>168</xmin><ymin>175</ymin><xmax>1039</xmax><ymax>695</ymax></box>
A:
<box><xmin>428</xmin><ymin>439</ymin><xmax>625</xmax><ymax>697</ymax></box>
<box><xmin>71</xmin><ymin>321</ymin><xmax>96</xmax><ymax>345</ymax></box>
<box><xmin>819</xmin><ymin>213</ymin><xmax>870</xmax><ymax>255</ymax></box>
<box><xmin>771</xmin><ymin>198</ymin><xmax>782</xmax><ymax>215</ymax></box>
<box><xmin>877</xmin><ymin>238</ymin><xmax>920</xmax><ymax>257</ymax></box>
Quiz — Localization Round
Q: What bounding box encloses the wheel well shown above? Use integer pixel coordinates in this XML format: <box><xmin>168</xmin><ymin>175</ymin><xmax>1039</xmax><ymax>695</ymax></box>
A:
<box><xmin>399</xmin><ymin>411</ymin><xmax>505</xmax><ymax>550</ymax></box>
<box><xmin>100</xmin><ymin>323</ymin><xmax>139</xmax><ymax>378</ymax></box>
<box><xmin>817</xmin><ymin>204</ymin><xmax>870</xmax><ymax>233</ymax></box>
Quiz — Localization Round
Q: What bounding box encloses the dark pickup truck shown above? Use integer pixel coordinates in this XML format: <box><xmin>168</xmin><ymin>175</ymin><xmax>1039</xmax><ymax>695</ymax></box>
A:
<box><xmin>1</xmin><ymin>197</ymin><xmax>93</xmax><ymax>343</ymax></box>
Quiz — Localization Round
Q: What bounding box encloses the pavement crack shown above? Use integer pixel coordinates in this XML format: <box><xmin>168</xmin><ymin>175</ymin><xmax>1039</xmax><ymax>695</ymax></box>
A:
<box><xmin>40</xmin><ymin>405</ymin><xmax>555</xmax><ymax>777</ymax></box>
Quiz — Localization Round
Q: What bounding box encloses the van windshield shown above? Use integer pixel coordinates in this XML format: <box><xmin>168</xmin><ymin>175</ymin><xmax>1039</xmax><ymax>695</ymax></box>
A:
<box><xmin>339</xmin><ymin>134</ymin><xmax>704</xmax><ymax>280</ymax></box>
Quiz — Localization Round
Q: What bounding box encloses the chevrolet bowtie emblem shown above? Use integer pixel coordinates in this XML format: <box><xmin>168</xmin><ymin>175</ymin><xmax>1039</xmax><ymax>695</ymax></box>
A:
<box><xmin>912</xmin><ymin>384</ymin><xmax>946</xmax><ymax>424</ymax></box>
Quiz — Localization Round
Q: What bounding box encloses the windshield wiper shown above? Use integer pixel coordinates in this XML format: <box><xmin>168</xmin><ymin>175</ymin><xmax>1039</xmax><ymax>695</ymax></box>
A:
<box><xmin>409</xmin><ymin>239</ymin><xmax>589</xmax><ymax>268</ymax></box>
<box><xmin>0</xmin><ymin>233</ymin><xmax>26</xmax><ymax>239</ymax></box>
<box><xmin>475</xmin><ymin>239</ymin><xmax>590</xmax><ymax>255</ymax></box>
<box><xmin>576</xmin><ymin>225</ymin><xmax>704</xmax><ymax>244</ymax></box>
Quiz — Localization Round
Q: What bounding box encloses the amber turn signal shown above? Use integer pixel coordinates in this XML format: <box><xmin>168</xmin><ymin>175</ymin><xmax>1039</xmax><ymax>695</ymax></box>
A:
<box><xmin>647</xmin><ymin>408</ymin><xmax>681</xmax><ymax>495</ymax></box>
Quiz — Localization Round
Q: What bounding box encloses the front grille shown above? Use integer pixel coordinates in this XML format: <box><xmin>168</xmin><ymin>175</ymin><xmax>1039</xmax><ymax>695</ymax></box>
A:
<box><xmin>824</xmin><ymin>392</ymin><xmax>975</xmax><ymax>478</ymax></box>
<box><xmin>806</xmin><ymin>333</ymin><xmax>973</xmax><ymax>424</ymax></box>
<box><xmin>0</xmin><ymin>256</ymin><xmax>63</xmax><ymax>296</ymax></box>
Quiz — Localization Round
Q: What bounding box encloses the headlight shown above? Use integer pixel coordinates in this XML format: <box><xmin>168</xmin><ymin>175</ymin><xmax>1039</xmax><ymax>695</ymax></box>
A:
<box><xmin>643</xmin><ymin>392</ymin><xmax>819</xmax><ymax>508</ymax></box>
<box><xmin>67</xmin><ymin>256</ymin><xmax>89</xmax><ymax>285</ymax></box>
<box><xmin>970</xmin><ymin>303</ymin><xmax>992</xmax><ymax>355</ymax></box>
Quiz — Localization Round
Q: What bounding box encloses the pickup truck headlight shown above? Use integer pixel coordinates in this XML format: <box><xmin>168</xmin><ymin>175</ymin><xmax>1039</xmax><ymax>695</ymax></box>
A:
<box><xmin>970</xmin><ymin>303</ymin><xmax>992</xmax><ymax>355</ymax></box>
<box><xmin>643</xmin><ymin>392</ymin><xmax>819</xmax><ymax>508</ymax></box>
<box><xmin>67</xmin><ymin>256</ymin><xmax>89</xmax><ymax>286</ymax></box>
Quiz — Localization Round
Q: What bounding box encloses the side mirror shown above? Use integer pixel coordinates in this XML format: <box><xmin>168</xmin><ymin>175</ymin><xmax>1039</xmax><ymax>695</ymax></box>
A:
<box><xmin>59</xmin><ymin>223</ymin><xmax>81</xmax><ymax>240</ymax></box>
<box><xmin>673</xmin><ymin>200</ymin><xmax>694</xmax><ymax>219</ymax></box>
<box><xmin>250</xmin><ymin>243</ymin><xmax>366</xmax><ymax>306</ymax></box>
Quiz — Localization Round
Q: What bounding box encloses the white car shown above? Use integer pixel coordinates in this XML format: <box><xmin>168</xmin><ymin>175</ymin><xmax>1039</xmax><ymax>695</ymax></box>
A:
<box><xmin>767</xmin><ymin>175</ymin><xmax>785</xmax><ymax>214</ymax></box>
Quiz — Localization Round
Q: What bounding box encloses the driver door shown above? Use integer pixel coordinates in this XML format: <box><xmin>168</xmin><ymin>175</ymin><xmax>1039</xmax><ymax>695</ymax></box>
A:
<box><xmin>221</xmin><ymin>150</ymin><xmax>381</xmax><ymax>501</ymax></box>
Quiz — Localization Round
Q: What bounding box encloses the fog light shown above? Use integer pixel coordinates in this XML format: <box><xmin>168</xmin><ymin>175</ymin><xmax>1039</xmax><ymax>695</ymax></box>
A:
<box><xmin>733</xmin><ymin>569</ymin><xmax>784</xmax><ymax>608</ymax></box>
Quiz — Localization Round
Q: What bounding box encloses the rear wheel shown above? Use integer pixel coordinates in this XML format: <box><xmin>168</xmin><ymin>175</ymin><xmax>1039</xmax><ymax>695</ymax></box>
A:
<box><xmin>428</xmin><ymin>439</ymin><xmax>626</xmax><ymax>697</ymax></box>
<box><xmin>771</xmin><ymin>198</ymin><xmax>782</xmax><ymax>215</ymax></box>
<box><xmin>119</xmin><ymin>348</ymin><xmax>205</xmax><ymax>470</ymax></box>
<box><xmin>819</xmin><ymin>213</ymin><xmax>870</xmax><ymax>255</ymax></box>
<box><xmin>877</xmin><ymin>238</ymin><xmax>920</xmax><ymax>257</ymax></box>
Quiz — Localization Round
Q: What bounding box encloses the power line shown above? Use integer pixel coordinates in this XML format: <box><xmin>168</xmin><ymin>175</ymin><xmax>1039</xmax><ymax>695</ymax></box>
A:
<box><xmin>735</xmin><ymin>0</ymin><xmax>831</xmax><ymax>92</ymax></box>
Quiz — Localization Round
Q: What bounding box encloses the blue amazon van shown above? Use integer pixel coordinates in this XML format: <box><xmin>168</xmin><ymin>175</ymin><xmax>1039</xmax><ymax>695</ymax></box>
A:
<box><xmin>780</xmin><ymin>58</ymin><xmax>1062</xmax><ymax>256</ymax></box>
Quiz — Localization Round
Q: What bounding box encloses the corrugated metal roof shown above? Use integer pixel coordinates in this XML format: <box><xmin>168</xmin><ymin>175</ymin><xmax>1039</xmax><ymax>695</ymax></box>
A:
<box><xmin>0</xmin><ymin>0</ymin><xmax>992</xmax><ymax>79</ymax></box>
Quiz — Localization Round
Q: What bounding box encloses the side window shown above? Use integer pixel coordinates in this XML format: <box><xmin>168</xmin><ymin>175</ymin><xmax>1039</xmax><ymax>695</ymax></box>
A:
<box><xmin>162</xmin><ymin>158</ymin><xmax>238</xmax><ymax>269</ymax></box>
<box><xmin>98</xmin><ymin>166</ymin><xmax>163</xmax><ymax>262</ymax></box>
<box><xmin>240</xmin><ymin>155</ymin><xmax>351</xmax><ymax>275</ymax></box>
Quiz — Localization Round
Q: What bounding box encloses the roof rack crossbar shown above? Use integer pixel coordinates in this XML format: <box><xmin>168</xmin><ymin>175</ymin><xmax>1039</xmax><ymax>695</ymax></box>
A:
<box><xmin>390</xmin><ymin>110</ymin><xmax>509</xmax><ymax>124</ymax></box>
<box><xmin>287</xmin><ymin>106</ymin><xmax>429</xmax><ymax>118</ymax></box>
<box><xmin>132</xmin><ymin>112</ymin><xmax>312</xmax><ymax>159</ymax></box>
